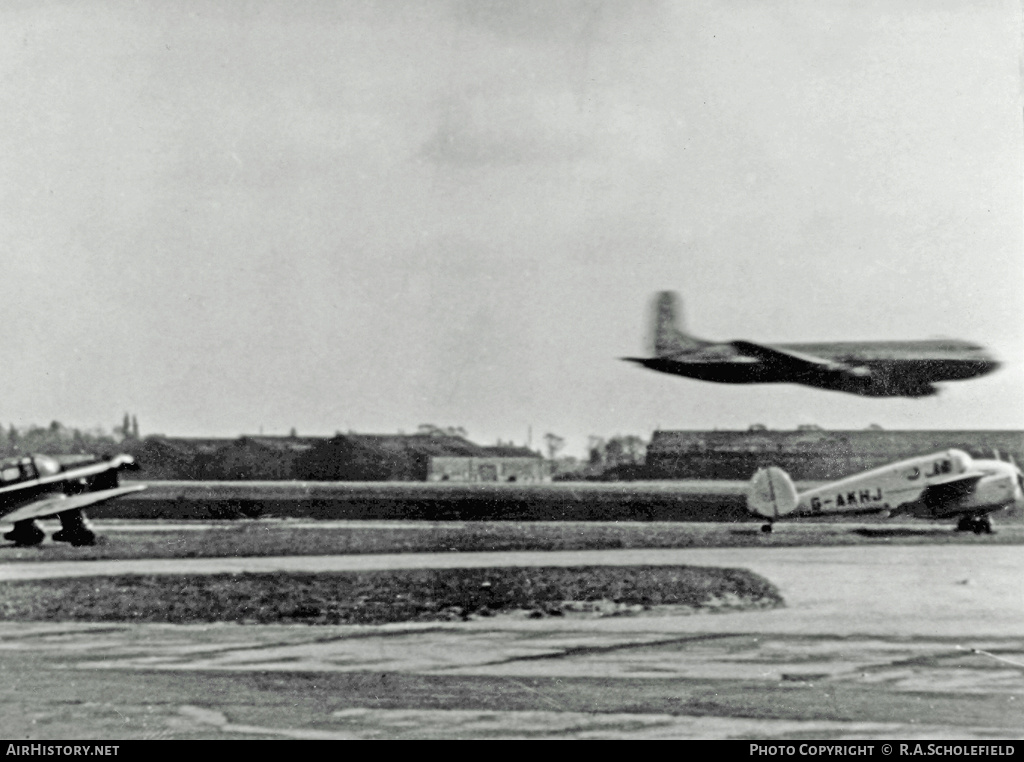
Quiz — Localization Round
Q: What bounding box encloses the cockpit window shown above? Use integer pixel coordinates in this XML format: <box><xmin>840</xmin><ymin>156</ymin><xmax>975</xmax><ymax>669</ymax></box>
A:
<box><xmin>0</xmin><ymin>457</ymin><xmax>31</xmax><ymax>483</ymax></box>
<box><xmin>948</xmin><ymin>449</ymin><xmax>973</xmax><ymax>473</ymax></box>
<box><xmin>17</xmin><ymin>457</ymin><xmax>35</xmax><ymax>480</ymax></box>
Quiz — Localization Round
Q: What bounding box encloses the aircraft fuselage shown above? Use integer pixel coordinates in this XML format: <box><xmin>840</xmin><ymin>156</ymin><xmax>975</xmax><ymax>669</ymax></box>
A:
<box><xmin>749</xmin><ymin>447</ymin><xmax>1024</xmax><ymax>536</ymax></box>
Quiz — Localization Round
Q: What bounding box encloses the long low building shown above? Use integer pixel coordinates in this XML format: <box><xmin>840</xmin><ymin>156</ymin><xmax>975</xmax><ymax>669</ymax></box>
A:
<box><xmin>646</xmin><ymin>429</ymin><xmax>1024</xmax><ymax>481</ymax></box>
<box><xmin>125</xmin><ymin>433</ymin><xmax>546</xmax><ymax>481</ymax></box>
<box><xmin>428</xmin><ymin>456</ymin><xmax>549</xmax><ymax>483</ymax></box>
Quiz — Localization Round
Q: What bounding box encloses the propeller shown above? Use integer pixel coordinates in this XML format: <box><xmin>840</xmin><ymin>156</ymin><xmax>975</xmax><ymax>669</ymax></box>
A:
<box><xmin>998</xmin><ymin>452</ymin><xmax>1024</xmax><ymax>491</ymax></box>
<box><xmin>985</xmin><ymin>448</ymin><xmax>1024</xmax><ymax>494</ymax></box>
<box><xmin>987</xmin><ymin>448</ymin><xmax>1017</xmax><ymax>467</ymax></box>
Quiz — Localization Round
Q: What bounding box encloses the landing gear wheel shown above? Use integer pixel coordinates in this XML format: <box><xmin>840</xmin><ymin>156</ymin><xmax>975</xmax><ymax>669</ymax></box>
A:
<box><xmin>956</xmin><ymin>517</ymin><xmax>974</xmax><ymax>532</ymax></box>
<box><xmin>51</xmin><ymin>528</ymin><xmax>96</xmax><ymax>546</ymax></box>
<box><xmin>761</xmin><ymin>523</ymin><xmax>773</xmax><ymax>534</ymax></box>
<box><xmin>71</xmin><ymin>531</ymin><xmax>95</xmax><ymax>546</ymax></box>
<box><xmin>53</xmin><ymin>511</ymin><xmax>96</xmax><ymax>546</ymax></box>
<box><xmin>972</xmin><ymin>517</ymin><xmax>993</xmax><ymax>535</ymax></box>
<box><xmin>3</xmin><ymin>520</ymin><xmax>45</xmax><ymax>546</ymax></box>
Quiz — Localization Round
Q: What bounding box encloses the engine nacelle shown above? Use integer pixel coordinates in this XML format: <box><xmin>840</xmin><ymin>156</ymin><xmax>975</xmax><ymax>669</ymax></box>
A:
<box><xmin>956</xmin><ymin>471</ymin><xmax>1016</xmax><ymax>512</ymax></box>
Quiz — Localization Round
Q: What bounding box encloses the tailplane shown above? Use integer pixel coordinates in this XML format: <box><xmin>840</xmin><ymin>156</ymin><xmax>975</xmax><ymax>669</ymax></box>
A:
<box><xmin>650</xmin><ymin>291</ymin><xmax>710</xmax><ymax>356</ymax></box>
<box><xmin>747</xmin><ymin>467</ymin><xmax>800</xmax><ymax>520</ymax></box>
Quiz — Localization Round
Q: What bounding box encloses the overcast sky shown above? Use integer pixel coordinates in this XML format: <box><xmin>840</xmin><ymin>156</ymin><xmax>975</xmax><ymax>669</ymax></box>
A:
<box><xmin>0</xmin><ymin>0</ymin><xmax>1020</xmax><ymax>456</ymax></box>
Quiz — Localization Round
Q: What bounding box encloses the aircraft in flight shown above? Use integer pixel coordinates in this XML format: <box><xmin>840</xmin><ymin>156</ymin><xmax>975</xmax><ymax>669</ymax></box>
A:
<box><xmin>748</xmin><ymin>448</ymin><xmax>1024</xmax><ymax>534</ymax></box>
<box><xmin>623</xmin><ymin>291</ymin><xmax>999</xmax><ymax>397</ymax></box>
<box><xmin>0</xmin><ymin>453</ymin><xmax>144</xmax><ymax>546</ymax></box>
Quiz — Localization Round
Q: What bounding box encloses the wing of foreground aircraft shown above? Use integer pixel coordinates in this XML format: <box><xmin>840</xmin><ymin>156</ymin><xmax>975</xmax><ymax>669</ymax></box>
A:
<box><xmin>729</xmin><ymin>341</ymin><xmax>871</xmax><ymax>380</ymax></box>
<box><xmin>747</xmin><ymin>449</ymin><xmax>1024</xmax><ymax>534</ymax></box>
<box><xmin>0</xmin><ymin>454</ymin><xmax>144</xmax><ymax>546</ymax></box>
<box><xmin>2</xmin><ymin>486</ymin><xmax>145</xmax><ymax>525</ymax></box>
<box><xmin>917</xmin><ymin>472</ymin><xmax>986</xmax><ymax>510</ymax></box>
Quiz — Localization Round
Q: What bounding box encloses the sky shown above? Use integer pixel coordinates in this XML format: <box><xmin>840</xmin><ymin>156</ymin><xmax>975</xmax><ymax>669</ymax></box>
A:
<box><xmin>0</xmin><ymin>0</ymin><xmax>1020</xmax><ymax>457</ymax></box>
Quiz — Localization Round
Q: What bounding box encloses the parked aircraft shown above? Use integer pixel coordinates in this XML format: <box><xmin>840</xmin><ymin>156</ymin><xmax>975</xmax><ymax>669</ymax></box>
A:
<box><xmin>623</xmin><ymin>291</ymin><xmax>999</xmax><ymax>397</ymax></box>
<box><xmin>0</xmin><ymin>453</ymin><xmax>144</xmax><ymax>546</ymax></box>
<box><xmin>748</xmin><ymin>449</ymin><xmax>1024</xmax><ymax>534</ymax></box>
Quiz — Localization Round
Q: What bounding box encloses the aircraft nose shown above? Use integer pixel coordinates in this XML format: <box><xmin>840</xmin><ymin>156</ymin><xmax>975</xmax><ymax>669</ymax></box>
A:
<box><xmin>1012</xmin><ymin>470</ymin><xmax>1024</xmax><ymax>514</ymax></box>
<box><xmin>977</xmin><ymin>351</ymin><xmax>1002</xmax><ymax>375</ymax></box>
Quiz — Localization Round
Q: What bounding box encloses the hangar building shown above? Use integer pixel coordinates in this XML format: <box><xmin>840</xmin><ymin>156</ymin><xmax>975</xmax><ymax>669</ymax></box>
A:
<box><xmin>645</xmin><ymin>428</ymin><xmax>1024</xmax><ymax>481</ymax></box>
<box><xmin>429</xmin><ymin>444</ymin><xmax>548</xmax><ymax>482</ymax></box>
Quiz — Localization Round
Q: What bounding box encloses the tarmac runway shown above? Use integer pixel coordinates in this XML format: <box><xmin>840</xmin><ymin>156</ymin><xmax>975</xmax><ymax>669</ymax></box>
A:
<box><xmin>1</xmin><ymin>545</ymin><xmax>1022</xmax><ymax>739</ymax></box>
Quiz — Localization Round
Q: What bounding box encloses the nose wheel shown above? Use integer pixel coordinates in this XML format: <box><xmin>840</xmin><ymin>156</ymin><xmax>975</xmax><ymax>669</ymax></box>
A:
<box><xmin>760</xmin><ymin>523</ymin><xmax>773</xmax><ymax>533</ymax></box>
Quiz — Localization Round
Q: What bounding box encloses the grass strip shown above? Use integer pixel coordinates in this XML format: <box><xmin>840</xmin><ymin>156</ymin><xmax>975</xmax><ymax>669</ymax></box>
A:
<box><xmin>0</xmin><ymin>566</ymin><xmax>782</xmax><ymax>624</ymax></box>
<box><xmin>3</xmin><ymin>520</ymin><xmax>1013</xmax><ymax>564</ymax></box>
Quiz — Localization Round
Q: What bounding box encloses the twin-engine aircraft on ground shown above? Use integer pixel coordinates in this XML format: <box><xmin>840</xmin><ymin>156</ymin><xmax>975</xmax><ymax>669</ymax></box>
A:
<box><xmin>0</xmin><ymin>453</ymin><xmax>143</xmax><ymax>546</ymax></box>
<box><xmin>748</xmin><ymin>449</ymin><xmax>1024</xmax><ymax>534</ymax></box>
<box><xmin>624</xmin><ymin>291</ymin><xmax>999</xmax><ymax>397</ymax></box>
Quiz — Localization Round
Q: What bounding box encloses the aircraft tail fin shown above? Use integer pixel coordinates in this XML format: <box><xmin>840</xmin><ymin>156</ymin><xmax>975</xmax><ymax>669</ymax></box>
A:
<box><xmin>651</xmin><ymin>291</ymin><xmax>709</xmax><ymax>356</ymax></box>
<box><xmin>747</xmin><ymin>467</ymin><xmax>800</xmax><ymax>520</ymax></box>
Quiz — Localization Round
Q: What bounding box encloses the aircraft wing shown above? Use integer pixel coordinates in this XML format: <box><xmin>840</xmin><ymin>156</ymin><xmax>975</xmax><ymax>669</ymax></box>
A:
<box><xmin>1</xmin><ymin>485</ymin><xmax>146</xmax><ymax>525</ymax></box>
<box><xmin>920</xmin><ymin>472</ymin><xmax>985</xmax><ymax>510</ymax></box>
<box><xmin>730</xmin><ymin>341</ymin><xmax>870</xmax><ymax>378</ymax></box>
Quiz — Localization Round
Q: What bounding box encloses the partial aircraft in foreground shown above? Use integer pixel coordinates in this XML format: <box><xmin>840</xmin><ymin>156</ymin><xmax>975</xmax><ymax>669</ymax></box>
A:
<box><xmin>0</xmin><ymin>454</ymin><xmax>143</xmax><ymax>546</ymax></box>
<box><xmin>748</xmin><ymin>449</ymin><xmax>1024</xmax><ymax>534</ymax></box>
<box><xmin>623</xmin><ymin>291</ymin><xmax>999</xmax><ymax>397</ymax></box>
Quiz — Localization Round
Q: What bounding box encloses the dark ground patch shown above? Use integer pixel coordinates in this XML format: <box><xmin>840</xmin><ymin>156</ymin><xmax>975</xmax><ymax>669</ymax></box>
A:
<box><xmin>851</xmin><ymin>527</ymin><xmax>952</xmax><ymax>538</ymax></box>
<box><xmin>0</xmin><ymin>565</ymin><xmax>782</xmax><ymax>625</ymax></box>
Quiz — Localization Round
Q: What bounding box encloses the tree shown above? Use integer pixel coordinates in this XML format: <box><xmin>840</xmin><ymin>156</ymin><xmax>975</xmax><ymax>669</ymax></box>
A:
<box><xmin>131</xmin><ymin>415</ymin><xmax>139</xmax><ymax>439</ymax></box>
<box><xmin>587</xmin><ymin>434</ymin><xmax>648</xmax><ymax>470</ymax></box>
<box><xmin>610</xmin><ymin>435</ymin><xmax>647</xmax><ymax>466</ymax></box>
<box><xmin>543</xmin><ymin>432</ymin><xmax>565</xmax><ymax>460</ymax></box>
<box><xmin>417</xmin><ymin>424</ymin><xmax>468</xmax><ymax>438</ymax></box>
